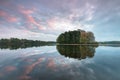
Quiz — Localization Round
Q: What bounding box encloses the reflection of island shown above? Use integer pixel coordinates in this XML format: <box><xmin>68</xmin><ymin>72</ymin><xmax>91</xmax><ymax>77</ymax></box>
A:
<box><xmin>57</xmin><ymin>45</ymin><xmax>97</xmax><ymax>60</ymax></box>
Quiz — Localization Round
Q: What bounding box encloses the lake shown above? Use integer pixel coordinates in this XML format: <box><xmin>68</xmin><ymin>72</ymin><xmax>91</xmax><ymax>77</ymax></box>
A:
<box><xmin>0</xmin><ymin>45</ymin><xmax>120</xmax><ymax>80</ymax></box>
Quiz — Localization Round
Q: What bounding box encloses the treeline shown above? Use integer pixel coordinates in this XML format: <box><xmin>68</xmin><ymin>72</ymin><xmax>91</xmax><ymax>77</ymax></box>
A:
<box><xmin>57</xmin><ymin>29</ymin><xmax>98</xmax><ymax>44</ymax></box>
<box><xmin>99</xmin><ymin>41</ymin><xmax>120</xmax><ymax>44</ymax></box>
<box><xmin>0</xmin><ymin>38</ymin><xmax>56</xmax><ymax>49</ymax></box>
<box><xmin>99</xmin><ymin>41</ymin><xmax>120</xmax><ymax>47</ymax></box>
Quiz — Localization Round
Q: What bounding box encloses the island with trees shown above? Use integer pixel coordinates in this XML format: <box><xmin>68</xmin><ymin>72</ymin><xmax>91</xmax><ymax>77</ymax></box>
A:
<box><xmin>57</xmin><ymin>29</ymin><xmax>98</xmax><ymax>45</ymax></box>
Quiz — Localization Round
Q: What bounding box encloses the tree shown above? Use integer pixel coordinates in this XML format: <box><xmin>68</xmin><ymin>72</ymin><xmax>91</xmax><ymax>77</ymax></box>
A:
<box><xmin>57</xmin><ymin>29</ymin><xmax>97</xmax><ymax>44</ymax></box>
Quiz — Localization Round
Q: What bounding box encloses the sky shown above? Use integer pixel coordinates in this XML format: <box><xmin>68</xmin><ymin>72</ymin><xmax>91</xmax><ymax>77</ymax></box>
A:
<box><xmin>0</xmin><ymin>0</ymin><xmax>120</xmax><ymax>41</ymax></box>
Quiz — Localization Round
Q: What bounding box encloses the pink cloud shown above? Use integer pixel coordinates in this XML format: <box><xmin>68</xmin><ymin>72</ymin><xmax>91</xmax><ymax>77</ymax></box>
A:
<box><xmin>27</xmin><ymin>15</ymin><xmax>46</xmax><ymax>30</ymax></box>
<box><xmin>20</xmin><ymin>9</ymin><xmax>33</xmax><ymax>15</ymax></box>
<box><xmin>0</xmin><ymin>11</ymin><xmax>6</xmax><ymax>16</ymax></box>
<box><xmin>47</xmin><ymin>18</ymin><xmax>56</xmax><ymax>29</ymax></box>
<box><xmin>7</xmin><ymin>17</ymin><xmax>18</xmax><ymax>22</ymax></box>
<box><xmin>18</xmin><ymin>6</ymin><xmax>46</xmax><ymax>30</ymax></box>
<box><xmin>0</xmin><ymin>10</ymin><xmax>18</xmax><ymax>22</ymax></box>
<box><xmin>18</xmin><ymin>5</ymin><xmax>34</xmax><ymax>15</ymax></box>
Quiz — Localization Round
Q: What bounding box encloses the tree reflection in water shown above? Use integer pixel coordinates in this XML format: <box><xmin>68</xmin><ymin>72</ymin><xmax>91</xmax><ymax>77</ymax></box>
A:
<box><xmin>57</xmin><ymin>45</ymin><xmax>97</xmax><ymax>60</ymax></box>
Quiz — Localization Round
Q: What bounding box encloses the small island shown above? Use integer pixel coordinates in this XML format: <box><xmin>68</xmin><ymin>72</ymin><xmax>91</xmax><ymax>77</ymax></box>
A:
<box><xmin>57</xmin><ymin>29</ymin><xmax>98</xmax><ymax>45</ymax></box>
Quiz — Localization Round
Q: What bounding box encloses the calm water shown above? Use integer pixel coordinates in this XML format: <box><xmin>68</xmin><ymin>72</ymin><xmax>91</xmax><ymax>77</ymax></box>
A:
<box><xmin>0</xmin><ymin>45</ymin><xmax>120</xmax><ymax>80</ymax></box>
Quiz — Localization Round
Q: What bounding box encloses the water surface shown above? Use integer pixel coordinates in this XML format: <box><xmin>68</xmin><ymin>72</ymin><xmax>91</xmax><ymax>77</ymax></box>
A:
<box><xmin>0</xmin><ymin>46</ymin><xmax>120</xmax><ymax>80</ymax></box>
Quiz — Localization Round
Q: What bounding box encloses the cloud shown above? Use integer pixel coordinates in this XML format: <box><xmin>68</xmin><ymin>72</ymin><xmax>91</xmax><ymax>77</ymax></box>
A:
<box><xmin>16</xmin><ymin>2</ymin><xmax>95</xmax><ymax>36</ymax></box>
<box><xmin>0</xmin><ymin>10</ymin><xmax>6</xmax><ymax>16</ymax></box>
<box><xmin>18</xmin><ymin>5</ymin><xmax>47</xmax><ymax>30</ymax></box>
<box><xmin>0</xmin><ymin>10</ymin><xmax>18</xmax><ymax>22</ymax></box>
<box><xmin>47</xmin><ymin>17</ymin><xmax>94</xmax><ymax>33</ymax></box>
<box><xmin>0</xmin><ymin>0</ymin><xmax>120</xmax><ymax>41</ymax></box>
<box><xmin>19</xmin><ymin>7</ymin><xmax>34</xmax><ymax>15</ymax></box>
<box><xmin>7</xmin><ymin>16</ymin><xmax>18</xmax><ymax>22</ymax></box>
<box><xmin>0</xmin><ymin>26</ymin><xmax>57</xmax><ymax>41</ymax></box>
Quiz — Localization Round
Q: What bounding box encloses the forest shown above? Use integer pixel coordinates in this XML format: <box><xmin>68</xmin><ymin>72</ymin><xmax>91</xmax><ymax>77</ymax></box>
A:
<box><xmin>0</xmin><ymin>38</ymin><xmax>56</xmax><ymax>49</ymax></box>
<box><xmin>57</xmin><ymin>29</ymin><xmax>98</xmax><ymax>44</ymax></box>
<box><xmin>99</xmin><ymin>41</ymin><xmax>120</xmax><ymax>44</ymax></box>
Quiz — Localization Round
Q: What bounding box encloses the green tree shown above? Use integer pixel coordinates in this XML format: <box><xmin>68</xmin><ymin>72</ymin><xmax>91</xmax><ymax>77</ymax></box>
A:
<box><xmin>57</xmin><ymin>29</ymin><xmax>97</xmax><ymax>44</ymax></box>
